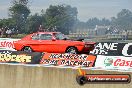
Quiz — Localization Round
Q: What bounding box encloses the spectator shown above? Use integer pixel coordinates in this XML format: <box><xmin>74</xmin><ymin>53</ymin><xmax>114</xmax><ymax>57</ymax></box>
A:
<box><xmin>6</xmin><ymin>29</ymin><xmax>12</xmax><ymax>38</ymax></box>
<box><xmin>124</xmin><ymin>30</ymin><xmax>128</xmax><ymax>40</ymax></box>
<box><xmin>16</xmin><ymin>30</ymin><xmax>19</xmax><ymax>35</ymax></box>
<box><xmin>38</xmin><ymin>25</ymin><xmax>43</xmax><ymax>32</ymax></box>
<box><xmin>11</xmin><ymin>28</ymin><xmax>15</xmax><ymax>35</ymax></box>
<box><xmin>1</xmin><ymin>28</ymin><xmax>5</xmax><ymax>37</ymax></box>
<box><xmin>0</xmin><ymin>28</ymin><xmax>2</xmax><ymax>37</ymax></box>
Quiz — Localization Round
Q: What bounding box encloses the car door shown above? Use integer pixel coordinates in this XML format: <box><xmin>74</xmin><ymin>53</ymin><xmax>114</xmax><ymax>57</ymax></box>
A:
<box><xmin>30</xmin><ymin>33</ymin><xmax>42</xmax><ymax>51</ymax></box>
<box><xmin>49</xmin><ymin>33</ymin><xmax>68</xmax><ymax>53</ymax></box>
<box><xmin>50</xmin><ymin>39</ymin><xmax>68</xmax><ymax>53</ymax></box>
<box><xmin>38</xmin><ymin>33</ymin><xmax>67</xmax><ymax>53</ymax></box>
<box><xmin>38</xmin><ymin>33</ymin><xmax>54</xmax><ymax>52</ymax></box>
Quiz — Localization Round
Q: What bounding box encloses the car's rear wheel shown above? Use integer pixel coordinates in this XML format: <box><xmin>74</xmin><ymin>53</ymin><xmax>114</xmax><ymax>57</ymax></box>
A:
<box><xmin>66</xmin><ymin>47</ymin><xmax>78</xmax><ymax>54</ymax></box>
<box><xmin>22</xmin><ymin>46</ymin><xmax>33</xmax><ymax>52</ymax></box>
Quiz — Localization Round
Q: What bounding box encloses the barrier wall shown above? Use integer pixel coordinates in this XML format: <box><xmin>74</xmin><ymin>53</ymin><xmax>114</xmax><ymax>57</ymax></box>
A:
<box><xmin>0</xmin><ymin>64</ymin><xmax>132</xmax><ymax>88</ymax></box>
<box><xmin>1</xmin><ymin>50</ymin><xmax>132</xmax><ymax>72</ymax></box>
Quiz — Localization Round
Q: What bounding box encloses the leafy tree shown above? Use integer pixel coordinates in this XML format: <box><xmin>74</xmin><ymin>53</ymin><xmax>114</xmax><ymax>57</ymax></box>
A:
<box><xmin>75</xmin><ymin>17</ymin><xmax>111</xmax><ymax>30</ymax></box>
<box><xmin>86</xmin><ymin>17</ymin><xmax>100</xmax><ymax>29</ymax></box>
<box><xmin>26</xmin><ymin>13</ymin><xmax>45</xmax><ymax>33</ymax></box>
<box><xmin>9</xmin><ymin>0</ymin><xmax>30</xmax><ymax>33</ymax></box>
<box><xmin>100</xmin><ymin>18</ymin><xmax>111</xmax><ymax>26</ymax></box>
<box><xmin>13</xmin><ymin>0</ymin><xmax>28</xmax><ymax>5</ymax></box>
<box><xmin>45</xmin><ymin>5</ymin><xmax>78</xmax><ymax>34</ymax></box>
<box><xmin>75</xmin><ymin>20</ymin><xmax>87</xmax><ymax>30</ymax></box>
<box><xmin>0</xmin><ymin>18</ymin><xmax>16</xmax><ymax>28</ymax></box>
<box><xmin>111</xmin><ymin>9</ymin><xmax>132</xmax><ymax>31</ymax></box>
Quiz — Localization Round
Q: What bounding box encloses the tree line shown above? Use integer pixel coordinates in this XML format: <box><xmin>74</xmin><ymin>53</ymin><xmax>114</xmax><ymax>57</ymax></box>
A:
<box><xmin>0</xmin><ymin>0</ymin><xmax>132</xmax><ymax>35</ymax></box>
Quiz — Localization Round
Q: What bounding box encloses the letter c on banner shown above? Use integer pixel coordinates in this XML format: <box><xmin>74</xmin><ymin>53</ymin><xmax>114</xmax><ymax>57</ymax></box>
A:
<box><xmin>114</xmin><ymin>59</ymin><xmax>121</xmax><ymax>66</ymax></box>
<box><xmin>122</xmin><ymin>43</ymin><xmax>132</xmax><ymax>56</ymax></box>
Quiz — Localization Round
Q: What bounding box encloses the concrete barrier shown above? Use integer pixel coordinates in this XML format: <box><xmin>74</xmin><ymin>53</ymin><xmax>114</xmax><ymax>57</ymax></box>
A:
<box><xmin>0</xmin><ymin>64</ymin><xmax>132</xmax><ymax>88</ymax></box>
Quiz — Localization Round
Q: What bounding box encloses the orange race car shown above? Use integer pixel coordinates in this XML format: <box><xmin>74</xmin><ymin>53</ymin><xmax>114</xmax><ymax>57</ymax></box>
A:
<box><xmin>14</xmin><ymin>32</ymin><xmax>96</xmax><ymax>54</ymax></box>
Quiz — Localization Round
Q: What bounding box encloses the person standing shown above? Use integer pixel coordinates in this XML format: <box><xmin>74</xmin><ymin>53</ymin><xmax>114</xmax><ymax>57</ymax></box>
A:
<box><xmin>1</xmin><ymin>28</ymin><xmax>5</xmax><ymax>37</ymax></box>
<box><xmin>6</xmin><ymin>29</ymin><xmax>12</xmax><ymax>38</ymax></box>
<box><xmin>0</xmin><ymin>28</ymin><xmax>2</xmax><ymax>37</ymax></box>
<box><xmin>38</xmin><ymin>25</ymin><xmax>43</xmax><ymax>32</ymax></box>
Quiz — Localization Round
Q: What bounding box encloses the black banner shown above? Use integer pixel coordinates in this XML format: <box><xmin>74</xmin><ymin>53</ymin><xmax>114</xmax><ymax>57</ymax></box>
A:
<box><xmin>76</xmin><ymin>74</ymin><xmax>131</xmax><ymax>85</ymax></box>
<box><xmin>0</xmin><ymin>50</ymin><xmax>43</xmax><ymax>64</ymax></box>
<box><xmin>90</xmin><ymin>42</ymin><xmax>132</xmax><ymax>56</ymax></box>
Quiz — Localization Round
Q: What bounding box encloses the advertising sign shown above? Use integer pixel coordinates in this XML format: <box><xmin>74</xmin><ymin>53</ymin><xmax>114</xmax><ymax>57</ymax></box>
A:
<box><xmin>90</xmin><ymin>42</ymin><xmax>132</xmax><ymax>56</ymax></box>
<box><xmin>76</xmin><ymin>74</ymin><xmax>131</xmax><ymax>85</ymax></box>
<box><xmin>40</xmin><ymin>53</ymin><xmax>97</xmax><ymax>67</ymax></box>
<box><xmin>0</xmin><ymin>38</ymin><xmax>20</xmax><ymax>51</ymax></box>
<box><xmin>76</xmin><ymin>68</ymin><xmax>131</xmax><ymax>85</ymax></box>
<box><xmin>90</xmin><ymin>42</ymin><xmax>118</xmax><ymax>55</ymax></box>
<box><xmin>95</xmin><ymin>55</ymin><xmax>132</xmax><ymax>71</ymax></box>
<box><xmin>0</xmin><ymin>50</ymin><xmax>43</xmax><ymax>64</ymax></box>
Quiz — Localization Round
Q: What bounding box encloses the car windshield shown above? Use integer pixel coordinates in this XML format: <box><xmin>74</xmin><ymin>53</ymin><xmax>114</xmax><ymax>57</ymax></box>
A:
<box><xmin>54</xmin><ymin>33</ymin><xmax>69</xmax><ymax>40</ymax></box>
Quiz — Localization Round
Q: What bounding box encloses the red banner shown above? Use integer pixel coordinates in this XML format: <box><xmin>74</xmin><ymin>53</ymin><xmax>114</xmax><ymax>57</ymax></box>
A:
<box><xmin>40</xmin><ymin>53</ymin><xmax>96</xmax><ymax>67</ymax></box>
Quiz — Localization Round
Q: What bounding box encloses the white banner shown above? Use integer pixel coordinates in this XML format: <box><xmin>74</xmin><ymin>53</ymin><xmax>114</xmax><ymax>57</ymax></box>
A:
<box><xmin>0</xmin><ymin>38</ymin><xmax>20</xmax><ymax>51</ymax></box>
<box><xmin>95</xmin><ymin>55</ymin><xmax>132</xmax><ymax>71</ymax></box>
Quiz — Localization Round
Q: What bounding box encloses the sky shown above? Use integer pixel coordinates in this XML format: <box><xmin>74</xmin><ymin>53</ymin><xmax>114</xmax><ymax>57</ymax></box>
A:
<box><xmin>0</xmin><ymin>0</ymin><xmax>132</xmax><ymax>21</ymax></box>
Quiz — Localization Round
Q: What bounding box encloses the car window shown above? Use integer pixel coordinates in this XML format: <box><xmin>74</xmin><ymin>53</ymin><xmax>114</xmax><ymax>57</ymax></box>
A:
<box><xmin>54</xmin><ymin>33</ymin><xmax>65</xmax><ymax>40</ymax></box>
<box><xmin>32</xmin><ymin>34</ymin><xmax>39</xmax><ymax>40</ymax></box>
<box><xmin>40</xmin><ymin>34</ymin><xmax>52</xmax><ymax>40</ymax></box>
<box><xmin>54</xmin><ymin>33</ymin><xmax>69</xmax><ymax>40</ymax></box>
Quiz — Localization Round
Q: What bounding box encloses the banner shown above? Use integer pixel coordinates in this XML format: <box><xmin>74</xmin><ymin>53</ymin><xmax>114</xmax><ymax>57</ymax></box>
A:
<box><xmin>0</xmin><ymin>50</ymin><xmax>43</xmax><ymax>64</ymax></box>
<box><xmin>76</xmin><ymin>74</ymin><xmax>131</xmax><ymax>85</ymax></box>
<box><xmin>90</xmin><ymin>42</ymin><xmax>132</xmax><ymax>56</ymax></box>
<box><xmin>95</xmin><ymin>55</ymin><xmax>132</xmax><ymax>71</ymax></box>
<box><xmin>40</xmin><ymin>53</ymin><xmax>97</xmax><ymax>67</ymax></box>
<box><xmin>0</xmin><ymin>38</ymin><xmax>20</xmax><ymax>51</ymax></box>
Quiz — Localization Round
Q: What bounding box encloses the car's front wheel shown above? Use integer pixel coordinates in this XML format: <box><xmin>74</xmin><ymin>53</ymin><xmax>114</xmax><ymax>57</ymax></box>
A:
<box><xmin>22</xmin><ymin>46</ymin><xmax>33</xmax><ymax>52</ymax></box>
<box><xmin>66</xmin><ymin>47</ymin><xmax>78</xmax><ymax>54</ymax></box>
